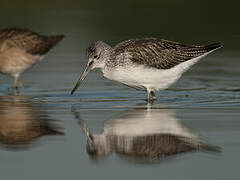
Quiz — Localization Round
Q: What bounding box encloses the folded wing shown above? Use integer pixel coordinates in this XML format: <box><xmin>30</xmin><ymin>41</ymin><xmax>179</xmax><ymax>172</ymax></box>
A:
<box><xmin>114</xmin><ymin>38</ymin><xmax>222</xmax><ymax>69</ymax></box>
<box><xmin>0</xmin><ymin>28</ymin><xmax>64</xmax><ymax>55</ymax></box>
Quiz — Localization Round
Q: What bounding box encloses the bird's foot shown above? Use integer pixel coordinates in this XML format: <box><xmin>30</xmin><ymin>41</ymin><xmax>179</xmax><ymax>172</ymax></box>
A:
<box><xmin>152</xmin><ymin>95</ymin><xmax>158</xmax><ymax>100</ymax></box>
<box><xmin>151</xmin><ymin>91</ymin><xmax>158</xmax><ymax>100</ymax></box>
<box><xmin>145</xmin><ymin>98</ymin><xmax>156</xmax><ymax>104</ymax></box>
<box><xmin>146</xmin><ymin>91</ymin><xmax>158</xmax><ymax>104</ymax></box>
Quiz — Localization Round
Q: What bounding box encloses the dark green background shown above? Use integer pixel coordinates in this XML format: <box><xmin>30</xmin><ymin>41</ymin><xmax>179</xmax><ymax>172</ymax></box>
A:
<box><xmin>1</xmin><ymin>0</ymin><xmax>239</xmax><ymax>49</ymax></box>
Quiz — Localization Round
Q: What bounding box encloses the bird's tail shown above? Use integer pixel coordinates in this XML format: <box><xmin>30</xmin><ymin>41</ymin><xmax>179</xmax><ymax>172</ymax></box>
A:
<box><xmin>202</xmin><ymin>42</ymin><xmax>223</xmax><ymax>52</ymax></box>
<box><xmin>47</xmin><ymin>35</ymin><xmax>65</xmax><ymax>45</ymax></box>
<box><xmin>199</xmin><ymin>143</ymin><xmax>221</xmax><ymax>153</ymax></box>
<box><xmin>43</xmin><ymin>124</ymin><xmax>64</xmax><ymax>136</ymax></box>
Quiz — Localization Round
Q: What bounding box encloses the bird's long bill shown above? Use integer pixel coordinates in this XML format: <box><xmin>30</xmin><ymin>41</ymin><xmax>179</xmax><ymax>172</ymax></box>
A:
<box><xmin>71</xmin><ymin>61</ymin><xmax>93</xmax><ymax>95</ymax></box>
<box><xmin>82</xmin><ymin>126</ymin><xmax>93</xmax><ymax>144</ymax></box>
<box><xmin>79</xmin><ymin>119</ymin><xmax>93</xmax><ymax>144</ymax></box>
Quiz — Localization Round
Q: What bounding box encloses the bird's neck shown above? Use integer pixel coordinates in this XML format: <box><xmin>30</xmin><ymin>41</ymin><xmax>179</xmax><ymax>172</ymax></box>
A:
<box><xmin>100</xmin><ymin>49</ymin><xmax>114</xmax><ymax>71</ymax></box>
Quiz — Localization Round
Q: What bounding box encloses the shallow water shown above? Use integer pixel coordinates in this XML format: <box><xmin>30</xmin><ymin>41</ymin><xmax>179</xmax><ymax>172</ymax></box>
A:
<box><xmin>0</xmin><ymin>0</ymin><xmax>240</xmax><ymax>179</ymax></box>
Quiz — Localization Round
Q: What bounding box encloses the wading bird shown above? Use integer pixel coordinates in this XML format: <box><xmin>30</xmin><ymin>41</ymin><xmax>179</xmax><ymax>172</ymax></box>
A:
<box><xmin>0</xmin><ymin>28</ymin><xmax>64</xmax><ymax>89</ymax></box>
<box><xmin>71</xmin><ymin>38</ymin><xmax>222</xmax><ymax>102</ymax></box>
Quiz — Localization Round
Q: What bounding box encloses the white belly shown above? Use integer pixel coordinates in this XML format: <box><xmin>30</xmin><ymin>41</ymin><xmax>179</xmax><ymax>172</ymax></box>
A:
<box><xmin>103</xmin><ymin>55</ymin><xmax>204</xmax><ymax>91</ymax></box>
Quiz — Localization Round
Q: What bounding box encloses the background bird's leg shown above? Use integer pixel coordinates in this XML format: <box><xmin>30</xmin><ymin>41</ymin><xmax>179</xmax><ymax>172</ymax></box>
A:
<box><xmin>151</xmin><ymin>91</ymin><xmax>158</xmax><ymax>100</ymax></box>
<box><xmin>13</xmin><ymin>76</ymin><xmax>18</xmax><ymax>89</ymax></box>
<box><xmin>13</xmin><ymin>76</ymin><xmax>20</xmax><ymax>95</ymax></box>
<box><xmin>18</xmin><ymin>79</ymin><xmax>24</xmax><ymax>88</ymax></box>
<box><xmin>13</xmin><ymin>74</ymin><xmax>21</xmax><ymax>89</ymax></box>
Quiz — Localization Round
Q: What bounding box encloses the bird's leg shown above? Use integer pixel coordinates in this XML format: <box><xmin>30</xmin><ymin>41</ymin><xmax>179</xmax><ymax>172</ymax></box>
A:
<box><xmin>147</xmin><ymin>89</ymin><xmax>151</xmax><ymax>103</ymax></box>
<box><xmin>146</xmin><ymin>90</ymin><xmax>157</xmax><ymax>104</ymax></box>
<box><xmin>13</xmin><ymin>76</ymin><xmax>20</xmax><ymax>95</ymax></box>
<box><xmin>13</xmin><ymin>74</ymin><xmax>23</xmax><ymax>90</ymax></box>
<box><xmin>151</xmin><ymin>91</ymin><xmax>158</xmax><ymax>100</ymax></box>
<box><xmin>18</xmin><ymin>79</ymin><xmax>24</xmax><ymax>88</ymax></box>
<box><xmin>13</xmin><ymin>76</ymin><xmax>18</xmax><ymax>90</ymax></box>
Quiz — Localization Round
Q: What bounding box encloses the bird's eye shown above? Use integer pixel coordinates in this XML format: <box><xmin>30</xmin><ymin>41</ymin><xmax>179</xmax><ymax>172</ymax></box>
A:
<box><xmin>89</xmin><ymin>60</ymin><xmax>94</xmax><ymax>66</ymax></box>
<box><xmin>89</xmin><ymin>134</ymin><xmax>94</xmax><ymax>141</ymax></box>
<box><xmin>94</xmin><ymin>55</ymin><xmax>98</xmax><ymax>59</ymax></box>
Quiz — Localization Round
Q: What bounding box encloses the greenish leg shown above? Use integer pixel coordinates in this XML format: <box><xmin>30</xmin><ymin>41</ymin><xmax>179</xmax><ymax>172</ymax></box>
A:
<box><xmin>151</xmin><ymin>91</ymin><xmax>158</xmax><ymax>100</ymax></box>
<box><xmin>13</xmin><ymin>74</ymin><xmax>23</xmax><ymax>90</ymax></box>
<box><xmin>147</xmin><ymin>90</ymin><xmax>151</xmax><ymax>103</ymax></box>
<box><xmin>13</xmin><ymin>77</ymin><xmax>18</xmax><ymax>90</ymax></box>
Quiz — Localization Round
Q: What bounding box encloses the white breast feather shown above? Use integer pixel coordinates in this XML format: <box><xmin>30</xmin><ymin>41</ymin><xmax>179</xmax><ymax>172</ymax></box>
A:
<box><xmin>103</xmin><ymin>52</ymin><xmax>210</xmax><ymax>91</ymax></box>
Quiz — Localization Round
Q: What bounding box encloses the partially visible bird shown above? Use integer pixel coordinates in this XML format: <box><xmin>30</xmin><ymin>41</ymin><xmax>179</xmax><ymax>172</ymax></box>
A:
<box><xmin>71</xmin><ymin>38</ymin><xmax>222</xmax><ymax>102</ymax></box>
<box><xmin>0</xmin><ymin>27</ymin><xmax>64</xmax><ymax>89</ymax></box>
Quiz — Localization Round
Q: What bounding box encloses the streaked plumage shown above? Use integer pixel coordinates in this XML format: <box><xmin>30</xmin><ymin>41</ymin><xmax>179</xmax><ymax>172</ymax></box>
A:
<box><xmin>0</xmin><ymin>27</ymin><xmax>64</xmax><ymax>89</ymax></box>
<box><xmin>71</xmin><ymin>38</ymin><xmax>222</xmax><ymax>102</ymax></box>
<box><xmin>113</xmin><ymin>39</ymin><xmax>221</xmax><ymax>69</ymax></box>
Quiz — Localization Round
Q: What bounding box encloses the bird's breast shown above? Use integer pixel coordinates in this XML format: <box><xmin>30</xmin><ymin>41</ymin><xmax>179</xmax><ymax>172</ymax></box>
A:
<box><xmin>103</xmin><ymin>55</ymin><xmax>203</xmax><ymax>91</ymax></box>
<box><xmin>103</xmin><ymin>65</ymin><xmax>180</xmax><ymax>91</ymax></box>
<box><xmin>0</xmin><ymin>48</ymin><xmax>41</xmax><ymax>75</ymax></box>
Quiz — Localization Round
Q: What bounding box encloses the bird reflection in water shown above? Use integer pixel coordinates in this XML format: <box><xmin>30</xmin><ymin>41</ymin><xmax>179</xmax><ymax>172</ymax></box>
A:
<box><xmin>74</xmin><ymin>106</ymin><xmax>220</xmax><ymax>163</ymax></box>
<box><xmin>0</xmin><ymin>96</ymin><xmax>63</xmax><ymax>149</ymax></box>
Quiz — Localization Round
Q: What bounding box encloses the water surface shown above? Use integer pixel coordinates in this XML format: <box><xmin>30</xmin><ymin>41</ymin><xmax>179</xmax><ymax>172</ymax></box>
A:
<box><xmin>0</xmin><ymin>0</ymin><xmax>239</xmax><ymax>179</ymax></box>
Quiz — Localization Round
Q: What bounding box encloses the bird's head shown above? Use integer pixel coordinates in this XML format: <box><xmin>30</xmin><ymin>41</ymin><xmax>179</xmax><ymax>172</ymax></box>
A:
<box><xmin>71</xmin><ymin>41</ymin><xmax>112</xmax><ymax>94</ymax></box>
<box><xmin>86</xmin><ymin>134</ymin><xmax>110</xmax><ymax>162</ymax></box>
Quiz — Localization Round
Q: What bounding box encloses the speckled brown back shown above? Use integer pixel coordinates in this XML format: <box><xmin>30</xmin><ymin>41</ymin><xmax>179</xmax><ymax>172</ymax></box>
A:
<box><xmin>114</xmin><ymin>38</ymin><xmax>222</xmax><ymax>69</ymax></box>
<box><xmin>0</xmin><ymin>28</ymin><xmax>64</xmax><ymax>55</ymax></box>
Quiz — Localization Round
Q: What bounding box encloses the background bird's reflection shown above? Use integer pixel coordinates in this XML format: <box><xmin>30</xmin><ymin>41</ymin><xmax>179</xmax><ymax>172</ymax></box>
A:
<box><xmin>74</xmin><ymin>106</ymin><xmax>220</xmax><ymax>163</ymax></box>
<box><xmin>0</xmin><ymin>96</ymin><xmax>64</xmax><ymax>150</ymax></box>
